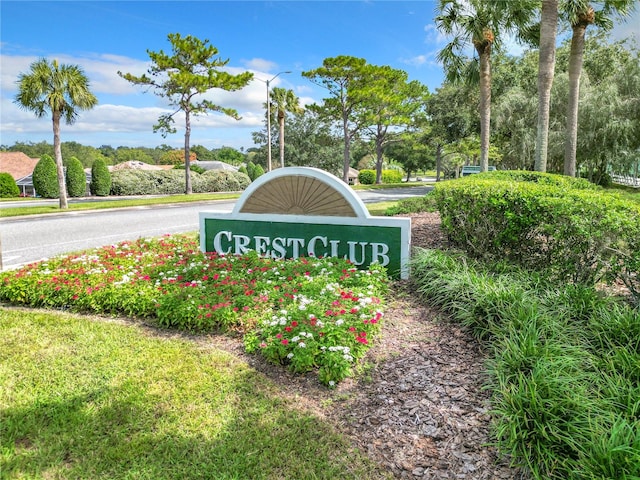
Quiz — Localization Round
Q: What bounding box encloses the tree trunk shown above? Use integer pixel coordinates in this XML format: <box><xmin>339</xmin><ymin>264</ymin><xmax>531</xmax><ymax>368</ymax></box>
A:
<box><xmin>375</xmin><ymin>132</ymin><xmax>384</xmax><ymax>184</ymax></box>
<box><xmin>436</xmin><ymin>144</ymin><xmax>442</xmax><ymax>182</ymax></box>
<box><xmin>534</xmin><ymin>0</ymin><xmax>558</xmax><ymax>173</ymax></box>
<box><xmin>564</xmin><ymin>11</ymin><xmax>592</xmax><ymax>177</ymax></box>
<box><xmin>477</xmin><ymin>44</ymin><xmax>492</xmax><ymax>173</ymax></box>
<box><xmin>278</xmin><ymin>111</ymin><xmax>286</xmax><ymax>168</ymax></box>
<box><xmin>184</xmin><ymin>110</ymin><xmax>192</xmax><ymax>194</ymax></box>
<box><xmin>342</xmin><ymin>112</ymin><xmax>351</xmax><ymax>183</ymax></box>
<box><xmin>52</xmin><ymin>111</ymin><xmax>68</xmax><ymax>209</ymax></box>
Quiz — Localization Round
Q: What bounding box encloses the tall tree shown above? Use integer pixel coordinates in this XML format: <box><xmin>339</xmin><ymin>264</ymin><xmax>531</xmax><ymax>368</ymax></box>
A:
<box><xmin>436</xmin><ymin>0</ymin><xmax>535</xmax><ymax>172</ymax></box>
<box><xmin>268</xmin><ymin>87</ymin><xmax>303</xmax><ymax>168</ymax></box>
<box><xmin>118</xmin><ymin>33</ymin><xmax>253</xmax><ymax>194</ymax></box>
<box><xmin>14</xmin><ymin>58</ymin><xmax>97</xmax><ymax>209</ymax></box>
<box><xmin>562</xmin><ymin>0</ymin><xmax>635</xmax><ymax>177</ymax></box>
<box><xmin>359</xmin><ymin>66</ymin><xmax>429</xmax><ymax>184</ymax></box>
<box><xmin>425</xmin><ymin>83</ymin><xmax>478</xmax><ymax>181</ymax></box>
<box><xmin>302</xmin><ymin>56</ymin><xmax>369</xmax><ymax>183</ymax></box>
<box><xmin>534</xmin><ymin>0</ymin><xmax>559</xmax><ymax>172</ymax></box>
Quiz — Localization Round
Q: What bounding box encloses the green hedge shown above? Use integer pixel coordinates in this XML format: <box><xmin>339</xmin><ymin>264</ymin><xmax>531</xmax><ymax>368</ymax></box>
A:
<box><xmin>110</xmin><ymin>169</ymin><xmax>250</xmax><ymax>196</ymax></box>
<box><xmin>358</xmin><ymin>169</ymin><xmax>403</xmax><ymax>185</ymax></box>
<box><xmin>32</xmin><ymin>154</ymin><xmax>59</xmax><ymax>198</ymax></box>
<box><xmin>0</xmin><ymin>173</ymin><xmax>20</xmax><ymax>198</ymax></box>
<box><xmin>433</xmin><ymin>171</ymin><xmax>640</xmax><ymax>295</ymax></box>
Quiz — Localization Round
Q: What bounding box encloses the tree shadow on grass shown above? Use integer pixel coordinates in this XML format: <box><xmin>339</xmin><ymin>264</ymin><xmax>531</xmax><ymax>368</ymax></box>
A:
<box><xmin>1</xmin><ymin>368</ymin><xmax>388</xmax><ymax>480</ymax></box>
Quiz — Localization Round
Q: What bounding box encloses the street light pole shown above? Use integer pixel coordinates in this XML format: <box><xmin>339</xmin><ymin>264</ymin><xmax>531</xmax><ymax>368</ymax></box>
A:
<box><xmin>265</xmin><ymin>71</ymin><xmax>291</xmax><ymax>172</ymax></box>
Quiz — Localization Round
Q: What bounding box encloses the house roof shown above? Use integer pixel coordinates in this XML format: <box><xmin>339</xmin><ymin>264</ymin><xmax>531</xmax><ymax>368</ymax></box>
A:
<box><xmin>0</xmin><ymin>152</ymin><xmax>39</xmax><ymax>180</ymax></box>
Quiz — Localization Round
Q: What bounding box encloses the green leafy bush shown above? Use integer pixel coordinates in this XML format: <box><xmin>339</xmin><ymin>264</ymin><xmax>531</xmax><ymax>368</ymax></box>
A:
<box><xmin>381</xmin><ymin>169</ymin><xmax>403</xmax><ymax>184</ymax></box>
<box><xmin>358</xmin><ymin>170</ymin><xmax>376</xmax><ymax>185</ymax></box>
<box><xmin>65</xmin><ymin>156</ymin><xmax>86</xmax><ymax>197</ymax></box>
<box><xmin>32</xmin><ymin>154</ymin><xmax>59</xmax><ymax>198</ymax></box>
<box><xmin>0</xmin><ymin>172</ymin><xmax>19</xmax><ymax>198</ymax></box>
<box><xmin>90</xmin><ymin>158</ymin><xmax>111</xmax><ymax>196</ymax></box>
<box><xmin>433</xmin><ymin>171</ymin><xmax>640</xmax><ymax>289</ymax></box>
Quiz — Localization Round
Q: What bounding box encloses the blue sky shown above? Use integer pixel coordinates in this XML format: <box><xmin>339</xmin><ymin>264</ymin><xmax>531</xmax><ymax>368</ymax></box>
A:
<box><xmin>1</xmin><ymin>1</ymin><xmax>638</xmax><ymax>152</ymax></box>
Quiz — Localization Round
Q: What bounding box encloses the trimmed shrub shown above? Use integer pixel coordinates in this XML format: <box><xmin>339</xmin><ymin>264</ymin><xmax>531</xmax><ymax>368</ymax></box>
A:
<box><xmin>253</xmin><ymin>164</ymin><xmax>265</xmax><ymax>180</ymax></box>
<box><xmin>198</xmin><ymin>170</ymin><xmax>250</xmax><ymax>193</ymax></box>
<box><xmin>0</xmin><ymin>172</ymin><xmax>20</xmax><ymax>198</ymax></box>
<box><xmin>110</xmin><ymin>170</ymin><xmax>185</xmax><ymax>195</ymax></box>
<box><xmin>32</xmin><ymin>154</ymin><xmax>59</xmax><ymax>198</ymax></box>
<box><xmin>433</xmin><ymin>171</ymin><xmax>640</xmax><ymax>290</ymax></box>
<box><xmin>381</xmin><ymin>169</ymin><xmax>403</xmax><ymax>184</ymax></box>
<box><xmin>358</xmin><ymin>170</ymin><xmax>376</xmax><ymax>185</ymax></box>
<box><xmin>65</xmin><ymin>157</ymin><xmax>86</xmax><ymax>197</ymax></box>
<box><xmin>246</xmin><ymin>161</ymin><xmax>257</xmax><ymax>181</ymax></box>
<box><xmin>90</xmin><ymin>159</ymin><xmax>111</xmax><ymax>196</ymax></box>
<box><xmin>238</xmin><ymin>165</ymin><xmax>248</xmax><ymax>176</ymax></box>
<box><xmin>110</xmin><ymin>169</ymin><xmax>251</xmax><ymax>196</ymax></box>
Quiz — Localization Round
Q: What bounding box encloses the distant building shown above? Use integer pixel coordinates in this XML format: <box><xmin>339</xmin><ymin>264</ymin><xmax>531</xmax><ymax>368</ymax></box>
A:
<box><xmin>0</xmin><ymin>152</ymin><xmax>39</xmax><ymax>196</ymax></box>
<box><xmin>192</xmin><ymin>160</ymin><xmax>238</xmax><ymax>171</ymax></box>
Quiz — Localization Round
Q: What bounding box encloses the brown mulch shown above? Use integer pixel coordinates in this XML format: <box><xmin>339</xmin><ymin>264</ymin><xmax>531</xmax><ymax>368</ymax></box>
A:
<box><xmin>205</xmin><ymin>212</ymin><xmax>526</xmax><ymax>479</ymax></box>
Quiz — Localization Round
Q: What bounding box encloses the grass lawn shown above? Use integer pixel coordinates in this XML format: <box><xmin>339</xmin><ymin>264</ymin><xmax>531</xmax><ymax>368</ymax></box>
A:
<box><xmin>0</xmin><ymin>308</ymin><xmax>389</xmax><ymax>480</ymax></box>
<box><xmin>0</xmin><ymin>192</ymin><xmax>241</xmax><ymax>218</ymax></box>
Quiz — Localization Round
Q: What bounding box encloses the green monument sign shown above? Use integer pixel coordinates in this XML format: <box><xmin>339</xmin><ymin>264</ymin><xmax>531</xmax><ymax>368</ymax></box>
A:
<box><xmin>200</xmin><ymin>167</ymin><xmax>411</xmax><ymax>278</ymax></box>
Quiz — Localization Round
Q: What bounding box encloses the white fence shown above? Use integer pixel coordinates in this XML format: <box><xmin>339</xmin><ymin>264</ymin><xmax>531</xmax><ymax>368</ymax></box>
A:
<box><xmin>612</xmin><ymin>174</ymin><xmax>640</xmax><ymax>187</ymax></box>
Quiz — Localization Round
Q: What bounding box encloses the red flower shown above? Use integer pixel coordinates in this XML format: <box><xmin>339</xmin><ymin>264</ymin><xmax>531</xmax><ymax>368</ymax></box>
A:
<box><xmin>291</xmin><ymin>321</ymin><xmax>298</xmax><ymax>327</ymax></box>
<box><xmin>281</xmin><ymin>339</ymin><xmax>289</xmax><ymax>345</ymax></box>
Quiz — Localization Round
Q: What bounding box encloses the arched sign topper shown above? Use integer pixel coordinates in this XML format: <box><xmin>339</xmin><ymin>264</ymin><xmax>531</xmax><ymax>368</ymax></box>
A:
<box><xmin>199</xmin><ymin>167</ymin><xmax>410</xmax><ymax>278</ymax></box>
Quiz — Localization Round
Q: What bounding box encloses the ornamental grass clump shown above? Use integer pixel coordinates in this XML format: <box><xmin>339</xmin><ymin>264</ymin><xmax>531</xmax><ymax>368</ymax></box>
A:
<box><xmin>411</xmin><ymin>248</ymin><xmax>640</xmax><ymax>480</ymax></box>
<box><xmin>0</xmin><ymin>234</ymin><xmax>388</xmax><ymax>386</ymax></box>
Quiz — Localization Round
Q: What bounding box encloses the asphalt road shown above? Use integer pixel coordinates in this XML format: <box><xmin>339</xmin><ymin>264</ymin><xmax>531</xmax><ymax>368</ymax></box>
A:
<box><xmin>0</xmin><ymin>186</ymin><xmax>433</xmax><ymax>270</ymax></box>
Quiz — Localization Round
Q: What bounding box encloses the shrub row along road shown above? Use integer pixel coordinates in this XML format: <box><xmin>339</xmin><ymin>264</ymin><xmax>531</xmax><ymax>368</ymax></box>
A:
<box><xmin>0</xmin><ymin>186</ymin><xmax>432</xmax><ymax>270</ymax></box>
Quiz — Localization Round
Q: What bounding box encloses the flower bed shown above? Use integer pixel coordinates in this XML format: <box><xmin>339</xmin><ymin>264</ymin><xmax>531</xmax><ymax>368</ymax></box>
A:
<box><xmin>0</xmin><ymin>234</ymin><xmax>388</xmax><ymax>386</ymax></box>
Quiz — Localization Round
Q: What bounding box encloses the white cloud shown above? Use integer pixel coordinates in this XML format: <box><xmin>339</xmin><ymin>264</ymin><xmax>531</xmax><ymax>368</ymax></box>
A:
<box><xmin>0</xmin><ymin>51</ymin><xmax>314</xmax><ymax>149</ymax></box>
<box><xmin>242</xmin><ymin>57</ymin><xmax>278</xmax><ymax>72</ymax></box>
<box><xmin>424</xmin><ymin>23</ymin><xmax>448</xmax><ymax>45</ymax></box>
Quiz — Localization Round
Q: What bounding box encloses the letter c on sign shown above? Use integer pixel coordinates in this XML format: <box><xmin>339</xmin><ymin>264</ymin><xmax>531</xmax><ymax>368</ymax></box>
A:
<box><xmin>213</xmin><ymin>231</ymin><xmax>232</xmax><ymax>254</ymax></box>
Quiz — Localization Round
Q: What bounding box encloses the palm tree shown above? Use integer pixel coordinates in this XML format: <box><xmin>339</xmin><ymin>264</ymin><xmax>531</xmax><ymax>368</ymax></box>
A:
<box><xmin>15</xmin><ymin>58</ymin><xmax>97</xmax><ymax>208</ymax></box>
<box><xmin>269</xmin><ymin>87</ymin><xmax>303</xmax><ymax>168</ymax></box>
<box><xmin>534</xmin><ymin>0</ymin><xmax>559</xmax><ymax>172</ymax></box>
<box><xmin>563</xmin><ymin>0</ymin><xmax>635</xmax><ymax>177</ymax></box>
<box><xmin>436</xmin><ymin>0</ymin><xmax>535</xmax><ymax>172</ymax></box>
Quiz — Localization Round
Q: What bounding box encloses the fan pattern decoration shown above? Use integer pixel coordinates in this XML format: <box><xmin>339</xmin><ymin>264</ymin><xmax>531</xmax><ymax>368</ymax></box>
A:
<box><xmin>238</xmin><ymin>175</ymin><xmax>358</xmax><ymax>217</ymax></box>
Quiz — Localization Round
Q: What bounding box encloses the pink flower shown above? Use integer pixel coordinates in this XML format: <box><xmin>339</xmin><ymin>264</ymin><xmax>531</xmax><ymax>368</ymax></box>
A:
<box><xmin>281</xmin><ymin>339</ymin><xmax>289</xmax><ymax>345</ymax></box>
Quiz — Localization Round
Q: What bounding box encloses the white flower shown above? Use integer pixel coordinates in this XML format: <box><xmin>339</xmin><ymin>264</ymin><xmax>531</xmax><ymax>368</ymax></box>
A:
<box><xmin>291</xmin><ymin>336</ymin><xmax>300</xmax><ymax>343</ymax></box>
<box><xmin>298</xmin><ymin>342</ymin><xmax>306</xmax><ymax>348</ymax></box>
<box><xmin>329</xmin><ymin>381</ymin><xmax>336</xmax><ymax>387</ymax></box>
<box><xmin>335</xmin><ymin>319</ymin><xmax>344</xmax><ymax>326</ymax></box>
<box><xmin>287</xmin><ymin>352</ymin><xmax>294</xmax><ymax>359</ymax></box>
